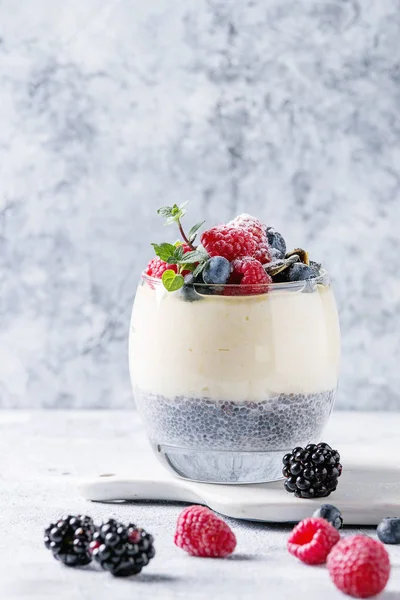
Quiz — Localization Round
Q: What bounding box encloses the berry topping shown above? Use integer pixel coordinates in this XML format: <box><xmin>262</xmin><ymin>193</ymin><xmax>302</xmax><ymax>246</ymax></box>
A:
<box><xmin>202</xmin><ymin>256</ymin><xmax>231</xmax><ymax>285</ymax></box>
<box><xmin>146</xmin><ymin>244</ymin><xmax>193</xmax><ymax>280</ymax></box>
<box><xmin>327</xmin><ymin>535</ymin><xmax>390</xmax><ymax>598</ymax></box>
<box><xmin>44</xmin><ymin>515</ymin><xmax>95</xmax><ymax>567</ymax></box>
<box><xmin>287</xmin><ymin>263</ymin><xmax>315</xmax><ymax>281</ymax></box>
<box><xmin>229</xmin><ymin>214</ymin><xmax>272</xmax><ymax>264</ymax></box>
<box><xmin>145</xmin><ymin>257</ymin><xmax>178</xmax><ymax>279</ymax></box>
<box><xmin>149</xmin><ymin>202</ymin><xmax>325</xmax><ymax>293</ymax></box>
<box><xmin>91</xmin><ymin>519</ymin><xmax>155</xmax><ymax>577</ymax></box>
<box><xmin>228</xmin><ymin>257</ymin><xmax>272</xmax><ymax>294</ymax></box>
<box><xmin>282</xmin><ymin>442</ymin><xmax>342</xmax><ymax>498</ymax></box>
<box><xmin>309</xmin><ymin>260</ymin><xmax>322</xmax><ymax>278</ymax></box>
<box><xmin>287</xmin><ymin>517</ymin><xmax>340</xmax><ymax>565</ymax></box>
<box><xmin>174</xmin><ymin>505</ymin><xmax>236</xmax><ymax>558</ymax></box>
<box><xmin>201</xmin><ymin>224</ymin><xmax>258</xmax><ymax>262</ymax></box>
<box><xmin>313</xmin><ymin>504</ymin><xmax>343</xmax><ymax>530</ymax></box>
<box><xmin>377</xmin><ymin>517</ymin><xmax>400</xmax><ymax>545</ymax></box>
<box><xmin>266</xmin><ymin>227</ymin><xmax>287</xmax><ymax>259</ymax></box>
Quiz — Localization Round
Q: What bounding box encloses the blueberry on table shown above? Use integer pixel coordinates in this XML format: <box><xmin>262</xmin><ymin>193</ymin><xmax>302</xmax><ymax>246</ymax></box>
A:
<box><xmin>287</xmin><ymin>263</ymin><xmax>315</xmax><ymax>281</ymax></box>
<box><xmin>313</xmin><ymin>504</ymin><xmax>343</xmax><ymax>530</ymax></box>
<box><xmin>202</xmin><ymin>256</ymin><xmax>231</xmax><ymax>285</ymax></box>
<box><xmin>377</xmin><ymin>517</ymin><xmax>400</xmax><ymax>544</ymax></box>
<box><xmin>266</xmin><ymin>227</ymin><xmax>287</xmax><ymax>258</ymax></box>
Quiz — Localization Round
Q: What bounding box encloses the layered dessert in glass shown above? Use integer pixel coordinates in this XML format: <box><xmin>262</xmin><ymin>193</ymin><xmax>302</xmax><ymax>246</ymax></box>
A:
<box><xmin>129</xmin><ymin>204</ymin><xmax>340</xmax><ymax>483</ymax></box>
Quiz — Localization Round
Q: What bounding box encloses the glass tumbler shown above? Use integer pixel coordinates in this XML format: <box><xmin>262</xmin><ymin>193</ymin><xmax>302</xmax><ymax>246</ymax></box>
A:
<box><xmin>129</xmin><ymin>272</ymin><xmax>340</xmax><ymax>483</ymax></box>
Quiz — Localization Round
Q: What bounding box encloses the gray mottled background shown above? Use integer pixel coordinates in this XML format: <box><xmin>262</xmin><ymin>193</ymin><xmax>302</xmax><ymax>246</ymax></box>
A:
<box><xmin>1</xmin><ymin>0</ymin><xmax>399</xmax><ymax>409</ymax></box>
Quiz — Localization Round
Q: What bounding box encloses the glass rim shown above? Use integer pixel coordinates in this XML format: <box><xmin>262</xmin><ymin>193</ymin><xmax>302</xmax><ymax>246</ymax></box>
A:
<box><xmin>141</xmin><ymin>268</ymin><xmax>329</xmax><ymax>290</ymax></box>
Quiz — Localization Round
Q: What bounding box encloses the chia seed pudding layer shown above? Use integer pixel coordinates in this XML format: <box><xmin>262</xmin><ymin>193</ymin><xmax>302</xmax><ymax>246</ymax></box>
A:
<box><xmin>134</xmin><ymin>388</ymin><xmax>336</xmax><ymax>452</ymax></box>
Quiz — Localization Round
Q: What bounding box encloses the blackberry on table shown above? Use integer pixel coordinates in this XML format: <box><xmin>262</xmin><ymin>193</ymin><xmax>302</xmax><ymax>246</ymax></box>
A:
<box><xmin>44</xmin><ymin>515</ymin><xmax>94</xmax><ymax>567</ymax></box>
<box><xmin>91</xmin><ymin>519</ymin><xmax>155</xmax><ymax>577</ymax></box>
<box><xmin>282</xmin><ymin>442</ymin><xmax>342</xmax><ymax>499</ymax></box>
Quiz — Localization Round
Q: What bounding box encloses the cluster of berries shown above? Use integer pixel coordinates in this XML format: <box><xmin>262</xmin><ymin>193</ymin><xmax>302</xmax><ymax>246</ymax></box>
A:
<box><xmin>289</xmin><ymin>506</ymin><xmax>391</xmax><ymax>599</ymax></box>
<box><xmin>146</xmin><ymin>203</ymin><xmax>320</xmax><ymax>295</ymax></box>
<box><xmin>44</xmin><ymin>515</ymin><xmax>155</xmax><ymax>577</ymax></box>
<box><xmin>45</xmin><ymin>504</ymin><xmax>397</xmax><ymax>597</ymax></box>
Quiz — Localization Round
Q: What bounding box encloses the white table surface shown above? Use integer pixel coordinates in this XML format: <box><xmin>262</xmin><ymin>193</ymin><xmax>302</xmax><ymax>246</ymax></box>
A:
<box><xmin>0</xmin><ymin>410</ymin><xmax>399</xmax><ymax>600</ymax></box>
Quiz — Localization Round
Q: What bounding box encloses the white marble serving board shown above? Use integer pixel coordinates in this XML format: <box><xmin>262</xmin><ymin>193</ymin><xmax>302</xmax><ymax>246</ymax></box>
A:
<box><xmin>79</xmin><ymin>445</ymin><xmax>400</xmax><ymax>526</ymax></box>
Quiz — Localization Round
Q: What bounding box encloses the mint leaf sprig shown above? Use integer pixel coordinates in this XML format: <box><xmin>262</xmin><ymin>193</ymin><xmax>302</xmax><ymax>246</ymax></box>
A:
<box><xmin>161</xmin><ymin>270</ymin><xmax>185</xmax><ymax>292</ymax></box>
<box><xmin>151</xmin><ymin>203</ymin><xmax>208</xmax><ymax>291</ymax></box>
<box><xmin>157</xmin><ymin>203</ymin><xmax>205</xmax><ymax>250</ymax></box>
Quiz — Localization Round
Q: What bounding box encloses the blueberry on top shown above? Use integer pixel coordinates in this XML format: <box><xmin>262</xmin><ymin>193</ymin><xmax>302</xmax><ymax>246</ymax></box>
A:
<box><xmin>287</xmin><ymin>263</ymin><xmax>315</xmax><ymax>282</ymax></box>
<box><xmin>202</xmin><ymin>256</ymin><xmax>231</xmax><ymax>285</ymax></box>
<box><xmin>266</xmin><ymin>227</ymin><xmax>286</xmax><ymax>259</ymax></box>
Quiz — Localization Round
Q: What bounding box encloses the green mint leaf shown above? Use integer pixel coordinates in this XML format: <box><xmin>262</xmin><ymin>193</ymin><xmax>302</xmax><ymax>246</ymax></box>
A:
<box><xmin>180</xmin><ymin>248</ymin><xmax>209</xmax><ymax>264</ymax></box>
<box><xmin>158</xmin><ymin>202</ymin><xmax>188</xmax><ymax>226</ymax></box>
<box><xmin>157</xmin><ymin>206</ymin><xmax>173</xmax><ymax>218</ymax></box>
<box><xmin>188</xmin><ymin>221</ymin><xmax>205</xmax><ymax>243</ymax></box>
<box><xmin>180</xmin><ymin>263</ymin><xmax>195</xmax><ymax>272</ymax></box>
<box><xmin>151</xmin><ymin>242</ymin><xmax>177</xmax><ymax>263</ymax></box>
<box><xmin>193</xmin><ymin>262</ymin><xmax>206</xmax><ymax>278</ymax></box>
<box><xmin>167</xmin><ymin>246</ymin><xmax>184</xmax><ymax>264</ymax></box>
<box><xmin>162</xmin><ymin>270</ymin><xmax>185</xmax><ymax>292</ymax></box>
<box><xmin>174</xmin><ymin>246</ymin><xmax>184</xmax><ymax>261</ymax></box>
<box><xmin>177</xmin><ymin>201</ymin><xmax>188</xmax><ymax>213</ymax></box>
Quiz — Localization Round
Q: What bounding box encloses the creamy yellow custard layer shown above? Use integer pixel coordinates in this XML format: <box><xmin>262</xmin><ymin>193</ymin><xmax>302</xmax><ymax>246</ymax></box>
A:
<box><xmin>129</xmin><ymin>281</ymin><xmax>340</xmax><ymax>402</ymax></box>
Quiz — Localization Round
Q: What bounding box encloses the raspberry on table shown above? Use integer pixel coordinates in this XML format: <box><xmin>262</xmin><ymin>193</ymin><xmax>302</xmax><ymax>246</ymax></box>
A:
<box><xmin>327</xmin><ymin>535</ymin><xmax>390</xmax><ymax>598</ymax></box>
<box><xmin>200</xmin><ymin>224</ymin><xmax>258</xmax><ymax>262</ymax></box>
<box><xmin>228</xmin><ymin>214</ymin><xmax>272</xmax><ymax>264</ymax></box>
<box><xmin>227</xmin><ymin>257</ymin><xmax>271</xmax><ymax>295</ymax></box>
<box><xmin>174</xmin><ymin>505</ymin><xmax>236</xmax><ymax>558</ymax></box>
<box><xmin>287</xmin><ymin>517</ymin><xmax>340</xmax><ymax>565</ymax></box>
